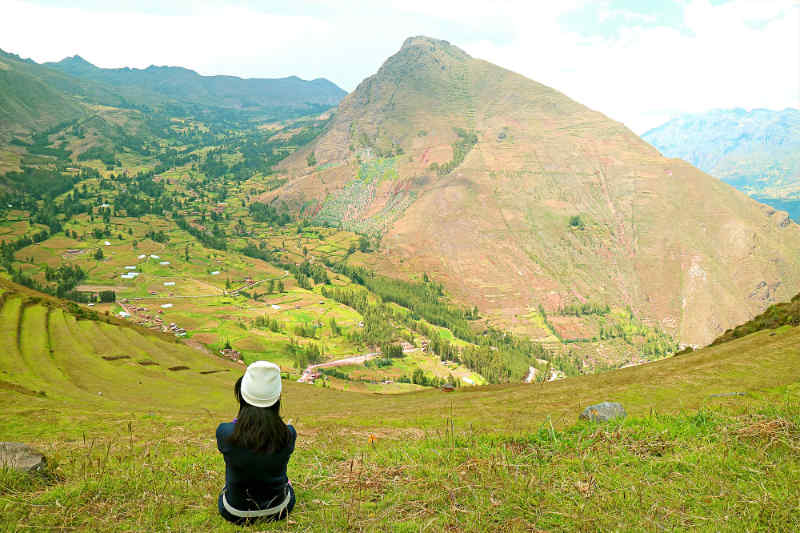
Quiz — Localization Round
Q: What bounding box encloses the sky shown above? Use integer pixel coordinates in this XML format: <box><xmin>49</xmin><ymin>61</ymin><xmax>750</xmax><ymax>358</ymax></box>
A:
<box><xmin>0</xmin><ymin>0</ymin><xmax>797</xmax><ymax>133</ymax></box>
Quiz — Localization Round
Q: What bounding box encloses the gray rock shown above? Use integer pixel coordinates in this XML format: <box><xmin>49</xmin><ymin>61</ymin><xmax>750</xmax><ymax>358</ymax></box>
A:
<box><xmin>0</xmin><ymin>442</ymin><xmax>46</xmax><ymax>473</ymax></box>
<box><xmin>580</xmin><ymin>402</ymin><xmax>627</xmax><ymax>423</ymax></box>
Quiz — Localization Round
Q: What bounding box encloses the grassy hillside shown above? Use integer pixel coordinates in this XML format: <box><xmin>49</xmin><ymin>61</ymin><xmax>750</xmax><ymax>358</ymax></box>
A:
<box><xmin>1</xmin><ymin>277</ymin><xmax>799</xmax><ymax>530</ymax></box>
<box><xmin>0</xmin><ymin>279</ymin><xmax>238</xmax><ymax>409</ymax></box>
<box><xmin>0</xmin><ymin>52</ymin><xmax>86</xmax><ymax>138</ymax></box>
<box><xmin>710</xmin><ymin>291</ymin><xmax>800</xmax><ymax>346</ymax></box>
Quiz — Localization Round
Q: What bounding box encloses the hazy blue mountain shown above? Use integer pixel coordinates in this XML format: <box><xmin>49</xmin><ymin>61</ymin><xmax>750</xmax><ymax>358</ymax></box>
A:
<box><xmin>643</xmin><ymin>109</ymin><xmax>800</xmax><ymax>214</ymax></box>
<box><xmin>46</xmin><ymin>55</ymin><xmax>346</xmax><ymax>114</ymax></box>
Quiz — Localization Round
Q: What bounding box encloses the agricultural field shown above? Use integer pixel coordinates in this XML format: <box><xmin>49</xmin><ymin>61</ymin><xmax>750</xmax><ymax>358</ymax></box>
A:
<box><xmin>0</xmin><ymin>112</ymin><xmax>505</xmax><ymax>390</ymax></box>
<box><xmin>0</xmin><ymin>100</ymin><xmax>675</xmax><ymax>391</ymax></box>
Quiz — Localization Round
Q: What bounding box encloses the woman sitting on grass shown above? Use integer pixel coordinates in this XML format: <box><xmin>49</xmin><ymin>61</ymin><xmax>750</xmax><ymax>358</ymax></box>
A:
<box><xmin>216</xmin><ymin>361</ymin><xmax>296</xmax><ymax>524</ymax></box>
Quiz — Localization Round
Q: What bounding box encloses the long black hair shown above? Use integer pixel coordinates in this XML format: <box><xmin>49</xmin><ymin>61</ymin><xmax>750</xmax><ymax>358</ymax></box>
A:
<box><xmin>228</xmin><ymin>376</ymin><xmax>290</xmax><ymax>453</ymax></box>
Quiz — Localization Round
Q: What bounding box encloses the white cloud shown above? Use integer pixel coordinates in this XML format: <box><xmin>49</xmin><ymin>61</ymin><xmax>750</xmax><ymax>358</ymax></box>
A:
<box><xmin>0</xmin><ymin>1</ymin><xmax>333</xmax><ymax>76</ymax></box>
<box><xmin>461</xmin><ymin>0</ymin><xmax>799</xmax><ymax>132</ymax></box>
<box><xmin>0</xmin><ymin>0</ymin><xmax>796</xmax><ymax>133</ymax></box>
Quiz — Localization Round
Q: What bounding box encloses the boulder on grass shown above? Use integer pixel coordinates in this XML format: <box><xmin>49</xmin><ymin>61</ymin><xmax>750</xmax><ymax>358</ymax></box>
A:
<box><xmin>0</xmin><ymin>442</ymin><xmax>47</xmax><ymax>473</ymax></box>
<box><xmin>580</xmin><ymin>402</ymin><xmax>626</xmax><ymax>423</ymax></box>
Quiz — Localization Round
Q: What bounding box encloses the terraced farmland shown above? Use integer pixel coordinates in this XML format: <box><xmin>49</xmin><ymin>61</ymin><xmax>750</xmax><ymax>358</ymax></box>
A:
<box><xmin>0</xmin><ymin>282</ymin><xmax>238</xmax><ymax>410</ymax></box>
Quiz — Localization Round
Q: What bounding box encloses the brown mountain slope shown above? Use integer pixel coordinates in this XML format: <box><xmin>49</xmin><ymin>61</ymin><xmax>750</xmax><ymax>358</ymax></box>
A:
<box><xmin>270</xmin><ymin>36</ymin><xmax>800</xmax><ymax>350</ymax></box>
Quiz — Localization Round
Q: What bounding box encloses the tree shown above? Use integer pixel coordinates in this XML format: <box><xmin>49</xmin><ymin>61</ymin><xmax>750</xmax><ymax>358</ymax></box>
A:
<box><xmin>184</xmin><ymin>244</ymin><xmax>190</xmax><ymax>262</ymax></box>
<box><xmin>358</xmin><ymin>236</ymin><xmax>370</xmax><ymax>253</ymax></box>
<box><xmin>94</xmin><ymin>248</ymin><xmax>104</xmax><ymax>260</ymax></box>
<box><xmin>306</xmin><ymin>151</ymin><xmax>317</xmax><ymax>167</ymax></box>
<box><xmin>277</xmin><ymin>280</ymin><xmax>285</xmax><ymax>293</ymax></box>
<box><xmin>412</xmin><ymin>368</ymin><xmax>426</xmax><ymax>385</ymax></box>
<box><xmin>569</xmin><ymin>215</ymin><xmax>585</xmax><ymax>229</ymax></box>
<box><xmin>99</xmin><ymin>290</ymin><xmax>115</xmax><ymax>303</ymax></box>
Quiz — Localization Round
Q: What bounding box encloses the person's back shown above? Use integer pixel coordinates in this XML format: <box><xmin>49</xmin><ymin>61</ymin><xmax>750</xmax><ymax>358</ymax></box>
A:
<box><xmin>216</xmin><ymin>361</ymin><xmax>296</xmax><ymax>524</ymax></box>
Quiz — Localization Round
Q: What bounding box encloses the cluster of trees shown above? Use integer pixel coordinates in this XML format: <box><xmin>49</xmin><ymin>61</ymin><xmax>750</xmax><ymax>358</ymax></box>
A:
<box><xmin>249</xmin><ymin>201</ymin><xmax>292</xmax><ymax>226</ymax></box>
<box><xmin>286</xmin><ymin>339</ymin><xmax>323</xmax><ymax>370</ymax></box>
<box><xmin>558</xmin><ymin>302</ymin><xmax>610</xmax><ymax>316</ymax></box>
<box><xmin>293</xmin><ymin>323</ymin><xmax>319</xmax><ymax>338</ymax></box>
<box><xmin>44</xmin><ymin>264</ymin><xmax>86</xmax><ymax>293</ymax></box>
<box><xmin>319</xmin><ymin>285</ymin><xmax>399</xmax><ymax>346</ymax></box>
<box><xmin>254</xmin><ymin>314</ymin><xmax>282</xmax><ymax>333</ymax></box>
<box><xmin>3</xmin><ymin>167</ymin><xmax>80</xmax><ymax>200</ymax></box>
<box><xmin>296</xmin><ymin>261</ymin><xmax>329</xmax><ymax>285</ymax></box>
<box><xmin>568</xmin><ymin>215</ymin><xmax>585</xmax><ymax>229</ymax></box>
<box><xmin>328</xmin><ymin>317</ymin><xmax>341</xmax><ymax>336</ymax></box>
<box><xmin>319</xmin><ymin>271</ymin><xmax>549</xmax><ymax>383</ymax></box>
<box><xmin>144</xmin><ymin>229</ymin><xmax>168</xmax><ymax>243</ymax></box>
<box><xmin>407</xmin><ymin>368</ymin><xmax>456</xmax><ymax>388</ymax></box>
<box><xmin>428</xmin><ymin>128</ymin><xmax>478</xmax><ymax>176</ymax></box>
<box><xmin>379</xmin><ymin>343</ymin><xmax>404</xmax><ymax>358</ymax></box>
<box><xmin>77</xmin><ymin>146</ymin><xmax>118</xmax><ymax>166</ymax></box>
<box><xmin>326</xmin><ymin>262</ymin><xmax>477</xmax><ymax>341</ymax></box>
<box><xmin>5</xmin><ymin>261</ymin><xmax>87</xmax><ymax>300</ymax></box>
<box><xmin>1</xmin><ymin>231</ymin><xmax>50</xmax><ymax>269</ymax></box>
<box><xmin>175</xmin><ymin>216</ymin><xmax>226</xmax><ymax>250</ymax></box>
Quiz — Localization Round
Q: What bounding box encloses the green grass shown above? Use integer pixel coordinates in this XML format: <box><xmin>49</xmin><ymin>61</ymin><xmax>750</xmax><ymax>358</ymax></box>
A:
<box><xmin>2</xmin><ymin>279</ymin><xmax>800</xmax><ymax>530</ymax></box>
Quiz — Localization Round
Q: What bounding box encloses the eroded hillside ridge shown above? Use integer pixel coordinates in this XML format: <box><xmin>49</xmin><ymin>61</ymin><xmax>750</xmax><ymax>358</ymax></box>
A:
<box><xmin>272</xmin><ymin>36</ymin><xmax>800</xmax><ymax>349</ymax></box>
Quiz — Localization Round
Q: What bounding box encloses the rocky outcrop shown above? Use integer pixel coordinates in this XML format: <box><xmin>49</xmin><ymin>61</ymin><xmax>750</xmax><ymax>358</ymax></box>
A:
<box><xmin>0</xmin><ymin>442</ymin><xmax>46</xmax><ymax>473</ymax></box>
<box><xmin>579</xmin><ymin>402</ymin><xmax>627</xmax><ymax>423</ymax></box>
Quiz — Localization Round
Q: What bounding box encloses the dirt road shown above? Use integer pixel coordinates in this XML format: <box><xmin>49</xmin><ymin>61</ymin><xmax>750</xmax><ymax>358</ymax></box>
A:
<box><xmin>299</xmin><ymin>346</ymin><xmax>419</xmax><ymax>382</ymax></box>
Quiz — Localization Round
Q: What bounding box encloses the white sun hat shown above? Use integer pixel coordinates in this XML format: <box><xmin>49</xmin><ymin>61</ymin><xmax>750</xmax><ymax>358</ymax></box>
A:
<box><xmin>241</xmin><ymin>361</ymin><xmax>282</xmax><ymax>407</ymax></box>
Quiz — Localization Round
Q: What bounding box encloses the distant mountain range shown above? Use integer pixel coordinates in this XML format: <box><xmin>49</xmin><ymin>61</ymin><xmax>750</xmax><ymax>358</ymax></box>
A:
<box><xmin>45</xmin><ymin>54</ymin><xmax>346</xmax><ymax>112</ymax></box>
<box><xmin>0</xmin><ymin>48</ymin><xmax>346</xmax><ymax>137</ymax></box>
<box><xmin>643</xmin><ymin>108</ymin><xmax>800</xmax><ymax>219</ymax></box>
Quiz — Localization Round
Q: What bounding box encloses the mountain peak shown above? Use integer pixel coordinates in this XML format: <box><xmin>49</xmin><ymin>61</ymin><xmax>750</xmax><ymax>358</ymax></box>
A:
<box><xmin>60</xmin><ymin>54</ymin><xmax>95</xmax><ymax>67</ymax></box>
<box><xmin>399</xmin><ymin>35</ymin><xmax>471</xmax><ymax>58</ymax></box>
<box><xmin>48</xmin><ymin>54</ymin><xmax>98</xmax><ymax>73</ymax></box>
